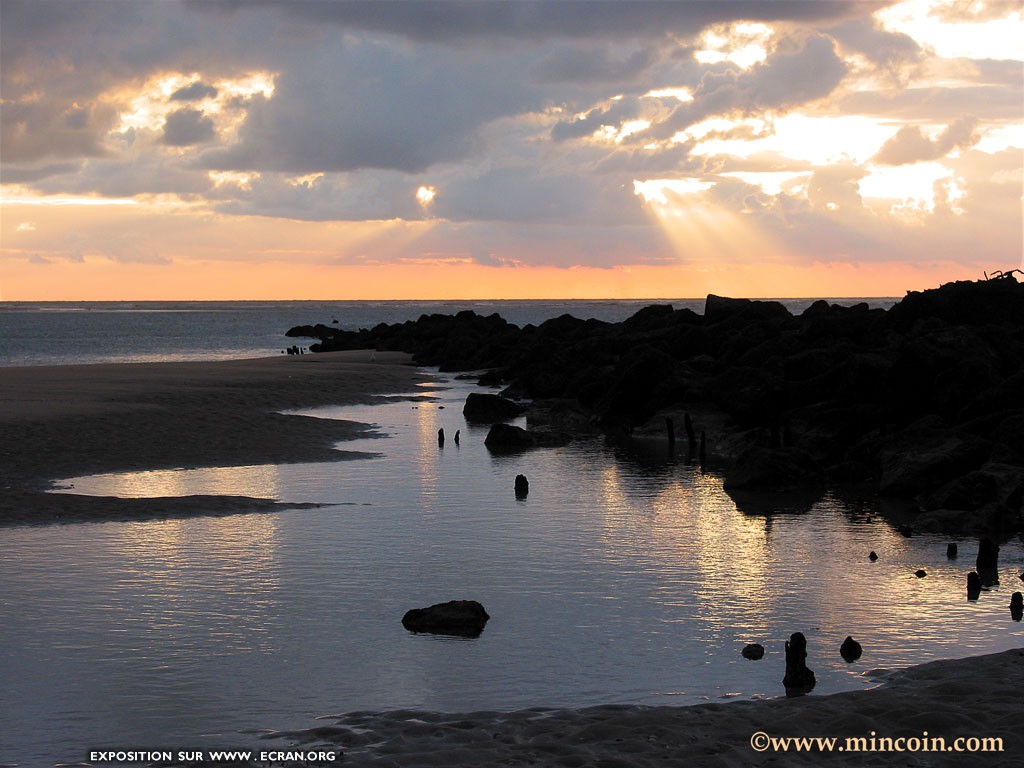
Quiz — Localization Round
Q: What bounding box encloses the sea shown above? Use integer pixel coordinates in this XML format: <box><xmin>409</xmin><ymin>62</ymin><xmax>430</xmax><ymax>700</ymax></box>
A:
<box><xmin>0</xmin><ymin>298</ymin><xmax>896</xmax><ymax>368</ymax></box>
<box><xmin>1</xmin><ymin>299</ymin><xmax>1022</xmax><ymax>767</ymax></box>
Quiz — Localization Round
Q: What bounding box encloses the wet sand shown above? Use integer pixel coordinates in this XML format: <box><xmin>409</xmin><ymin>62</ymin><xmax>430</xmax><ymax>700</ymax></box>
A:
<box><xmin>0</xmin><ymin>350</ymin><xmax>424</xmax><ymax>524</ymax></box>
<box><xmin>269</xmin><ymin>648</ymin><xmax>1024</xmax><ymax>767</ymax></box>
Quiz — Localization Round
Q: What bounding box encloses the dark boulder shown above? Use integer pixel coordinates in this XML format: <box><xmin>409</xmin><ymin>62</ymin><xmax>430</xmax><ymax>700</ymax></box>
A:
<box><xmin>484</xmin><ymin>423</ymin><xmax>535</xmax><ymax>451</ymax></box>
<box><xmin>742</xmin><ymin>643</ymin><xmax>765</xmax><ymax>660</ymax></box>
<box><xmin>878</xmin><ymin>427</ymin><xmax>991</xmax><ymax>497</ymax></box>
<box><xmin>1011</xmin><ymin>592</ymin><xmax>1023</xmax><ymax>621</ymax></box>
<box><xmin>463</xmin><ymin>392</ymin><xmax>524</xmax><ymax>422</ymax></box>
<box><xmin>840</xmin><ymin>636</ymin><xmax>862</xmax><ymax>662</ymax></box>
<box><xmin>401</xmin><ymin>600</ymin><xmax>490</xmax><ymax>638</ymax></box>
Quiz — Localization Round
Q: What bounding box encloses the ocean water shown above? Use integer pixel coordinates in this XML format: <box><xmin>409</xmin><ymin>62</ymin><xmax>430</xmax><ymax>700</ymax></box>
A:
<box><xmin>6</xmin><ymin>297</ymin><xmax>1021</xmax><ymax>767</ymax></box>
<box><xmin>0</xmin><ymin>298</ymin><xmax>897</xmax><ymax>368</ymax></box>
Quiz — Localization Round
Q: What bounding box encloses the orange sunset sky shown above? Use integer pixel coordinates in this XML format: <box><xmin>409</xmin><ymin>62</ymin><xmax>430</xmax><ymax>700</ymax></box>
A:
<box><xmin>1</xmin><ymin>0</ymin><xmax>1021</xmax><ymax>301</ymax></box>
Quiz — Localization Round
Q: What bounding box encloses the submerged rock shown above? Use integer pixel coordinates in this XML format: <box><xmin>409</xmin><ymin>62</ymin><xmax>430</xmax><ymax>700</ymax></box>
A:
<box><xmin>402</xmin><ymin>600</ymin><xmax>490</xmax><ymax>638</ymax></box>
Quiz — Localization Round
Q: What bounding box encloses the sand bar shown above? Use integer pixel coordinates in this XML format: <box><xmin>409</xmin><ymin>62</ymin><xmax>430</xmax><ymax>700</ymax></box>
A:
<box><xmin>269</xmin><ymin>648</ymin><xmax>1023</xmax><ymax>767</ymax></box>
<box><xmin>0</xmin><ymin>351</ymin><xmax>424</xmax><ymax>524</ymax></box>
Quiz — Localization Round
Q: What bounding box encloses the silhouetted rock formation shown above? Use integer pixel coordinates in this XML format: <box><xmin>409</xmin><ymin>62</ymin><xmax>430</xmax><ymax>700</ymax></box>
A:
<box><xmin>463</xmin><ymin>392</ymin><xmax>523</xmax><ymax>422</ymax></box>
<box><xmin>947</xmin><ymin>543</ymin><xmax>958</xmax><ymax>559</ymax></box>
<box><xmin>783</xmin><ymin>632</ymin><xmax>816</xmax><ymax>694</ymax></box>
<box><xmin>401</xmin><ymin>600</ymin><xmax>490</xmax><ymax>638</ymax></box>
<box><xmin>288</xmin><ymin>276</ymin><xmax>1024</xmax><ymax>537</ymax></box>
<box><xmin>1011</xmin><ymin>592</ymin><xmax>1023</xmax><ymax>621</ymax></box>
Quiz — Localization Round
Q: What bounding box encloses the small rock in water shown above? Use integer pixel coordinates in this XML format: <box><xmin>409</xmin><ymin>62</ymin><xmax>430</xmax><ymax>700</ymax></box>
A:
<box><xmin>869</xmin><ymin>551</ymin><xmax>878</xmax><ymax>561</ymax></box>
<box><xmin>915</xmin><ymin>569</ymin><xmax>927</xmax><ymax>578</ymax></box>
<box><xmin>1010</xmin><ymin>592</ymin><xmax>1023</xmax><ymax>622</ymax></box>
<box><xmin>946</xmin><ymin>543</ymin><xmax>958</xmax><ymax>559</ymax></box>
<box><xmin>741</xmin><ymin>643</ymin><xmax>765</xmax><ymax>660</ymax></box>
<box><xmin>402</xmin><ymin>600</ymin><xmax>490</xmax><ymax>638</ymax></box>
<box><xmin>840</xmin><ymin>636</ymin><xmax>863</xmax><ymax>662</ymax></box>
<box><xmin>899</xmin><ymin>525</ymin><xmax>913</xmax><ymax>538</ymax></box>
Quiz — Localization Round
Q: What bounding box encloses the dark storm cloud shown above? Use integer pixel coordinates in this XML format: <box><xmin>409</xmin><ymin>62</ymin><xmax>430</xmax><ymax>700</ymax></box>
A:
<box><xmin>197</xmin><ymin>40</ymin><xmax>536</xmax><ymax>174</ymax></box>
<box><xmin>827</xmin><ymin>17</ymin><xmax>922</xmax><ymax>69</ymax></box>
<box><xmin>189</xmin><ymin>0</ymin><xmax>886</xmax><ymax>43</ymax></box>
<box><xmin>645</xmin><ymin>32</ymin><xmax>849</xmax><ymax>140</ymax></box>
<box><xmin>162</xmin><ymin>108</ymin><xmax>217</xmax><ymax>147</ymax></box>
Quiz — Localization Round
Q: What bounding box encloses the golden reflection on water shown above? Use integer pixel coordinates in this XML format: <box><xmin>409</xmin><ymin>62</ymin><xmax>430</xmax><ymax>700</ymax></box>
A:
<box><xmin>57</xmin><ymin>463</ymin><xmax>284</xmax><ymax>499</ymax></box>
<box><xmin>594</xmin><ymin>460</ymin><xmax>772</xmax><ymax>636</ymax></box>
<box><xmin>107</xmin><ymin>513</ymin><xmax>282</xmax><ymax>652</ymax></box>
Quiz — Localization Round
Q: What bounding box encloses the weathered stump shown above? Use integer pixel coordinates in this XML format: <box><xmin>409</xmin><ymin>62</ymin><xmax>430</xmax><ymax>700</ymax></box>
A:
<box><xmin>514</xmin><ymin>474</ymin><xmax>529</xmax><ymax>498</ymax></box>
<box><xmin>783</xmin><ymin>632</ymin><xmax>816</xmax><ymax>694</ymax></box>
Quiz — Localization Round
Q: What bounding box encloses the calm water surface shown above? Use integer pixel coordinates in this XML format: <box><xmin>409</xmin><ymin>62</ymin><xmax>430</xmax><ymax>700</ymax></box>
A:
<box><xmin>2</xmin><ymin>374</ymin><xmax>1021</xmax><ymax>766</ymax></box>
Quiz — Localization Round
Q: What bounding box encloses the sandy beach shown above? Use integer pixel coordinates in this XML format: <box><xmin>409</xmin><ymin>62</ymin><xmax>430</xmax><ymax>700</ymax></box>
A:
<box><xmin>272</xmin><ymin>648</ymin><xmax>1023</xmax><ymax>767</ymax></box>
<box><xmin>0</xmin><ymin>351</ymin><xmax>424</xmax><ymax>524</ymax></box>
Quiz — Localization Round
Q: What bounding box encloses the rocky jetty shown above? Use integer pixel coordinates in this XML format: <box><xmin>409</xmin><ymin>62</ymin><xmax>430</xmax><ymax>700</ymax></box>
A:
<box><xmin>289</xmin><ymin>276</ymin><xmax>1024</xmax><ymax>537</ymax></box>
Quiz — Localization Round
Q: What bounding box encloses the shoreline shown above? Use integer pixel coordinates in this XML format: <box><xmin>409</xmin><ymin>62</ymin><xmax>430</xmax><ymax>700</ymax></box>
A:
<box><xmin>269</xmin><ymin>648</ymin><xmax>1024</xmax><ymax>767</ymax></box>
<box><xmin>0</xmin><ymin>350</ymin><xmax>426</xmax><ymax>525</ymax></box>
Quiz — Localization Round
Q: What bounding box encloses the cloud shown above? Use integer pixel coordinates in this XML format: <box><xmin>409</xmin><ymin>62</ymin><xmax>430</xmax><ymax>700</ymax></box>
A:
<box><xmin>873</xmin><ymin>115</ymin><xmax>980</xmax><ymax>164</ymax></box>
<box><xmin>162</xmin><ymin>108</ymin><xmax>217</xmax><ymax>146</ymax></box>
<box><xmin>650</xmin><ymin>32</ymin><xmax>849</xmax><ymax>139</ymax></box>
<box><xmin>171</xmin><ymin>81</ymin><xmax>219</xmax><ymax>101</ymax></box>
<box><xmin>188</xmin><ymin>0</ymin><xmax>881</xmax><ymax>43</ymax></box>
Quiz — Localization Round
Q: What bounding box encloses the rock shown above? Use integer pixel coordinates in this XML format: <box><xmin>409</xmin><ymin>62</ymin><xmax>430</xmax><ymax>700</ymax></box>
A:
<box><xmin>484</xmin><ymin>423</ymin><xmax>535</xmax><ymax>450</ymax></box>
<box><xmin>915</xmin><ymin>569</ymin><xmax>927</xmax><ymax>578</ymax></box>
<box><xmin>741</xmin><ymin>643</ymin><xmax>765</xmax><ymax>660</ymax></box>
<box><xmin>783</xmin><ymin>632</ymin><xmax>816</xmax><ymax>693</ymax></box>
<box><xmin>463</xmin><ymin>392</ymin><xmax>524</xmax><ymax>422</ymax></box>
<box><xmin>869</xmin><ymin>551</ymin><xmax>878</xmax><ymax>561</ymax></box>
<box><xmin>484</xmin><ymin>422</ymin><xmax>570</xmax><ymax>451</ymax></box>
<box><xmin>840</xmin><ymin>636</ymin><xmax>862</xmax><ymax>662</ymax></box>
<box><xmin>947</xmin><ymin>543</ymin><xmax>958</xmax><ymax>558</ymax></box>
<box><xmin>722</xmin><ymin>446</ymin><xmax>824</xmax><ymax>490</ymax></box>
<box><xmin>878</xmin><ymin>427</ymin><xmax>991</xmax><ymax>498</ymax></box>
<box><xmin>1011</xmin><ymin>592</ymin><xmax>1023</xmax><ymax>621</ymax></box>
<box><xmin>401</xmin><ymin>600</ymin><xmax>490</xmax><ymax>638</ymax></box>
<box><xmin>514</xmin><ymin>474</ymin><xmax>529</xmax><ymax>498</ymax></box>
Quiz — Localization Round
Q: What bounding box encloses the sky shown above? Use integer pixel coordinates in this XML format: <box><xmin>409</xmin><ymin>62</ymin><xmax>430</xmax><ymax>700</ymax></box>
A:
<box><xmin>1</xmin><ymin>0</ymin><xmax>1021</xmax><ymax>300</ymax></box>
